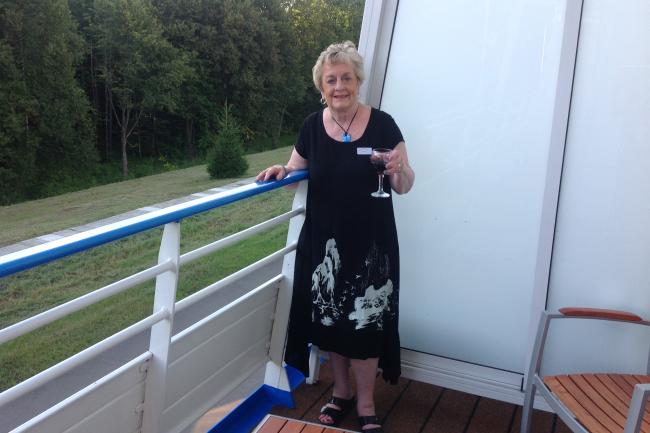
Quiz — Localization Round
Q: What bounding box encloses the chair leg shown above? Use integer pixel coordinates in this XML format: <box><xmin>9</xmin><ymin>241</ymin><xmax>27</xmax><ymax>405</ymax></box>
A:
<box><xmin>623</xmin><ymin>383</ymin><xmax>650</xmax><ymax>433</ymax></box>
<box><xmin>521</xmin><ymin>311</ymin><xmax>553</xmax><ymax>433</ymax></box>
<box><xmin>520</xmin><ymin>380</ymin><xmax>537</xmax><ymax>433</ymax></box>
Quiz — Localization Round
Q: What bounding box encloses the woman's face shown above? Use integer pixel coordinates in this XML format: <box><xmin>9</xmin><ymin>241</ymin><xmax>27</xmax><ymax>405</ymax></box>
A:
<box><xmin>320</xmin><ymin>62</ymin><xmax>359</xmax><ymax>112</ymax></box>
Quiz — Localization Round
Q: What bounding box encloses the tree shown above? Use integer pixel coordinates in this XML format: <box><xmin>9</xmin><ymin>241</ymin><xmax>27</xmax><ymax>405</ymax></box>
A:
<box><xmin>152</xmin><ymin>0</ymin><xmax>221</xmax><ymax>159</ymax></box>
<box><xmin>251</xmin><ymin>0</ymin><xmax>305</xmax><ymax>146</ymax></box>
<box><xmin>284</xmin><ymin>0</ymin><xmax>364</xmax><ymax>120</ymax></box>
<box><xmin>1</xmin><ymin>0</ymin><xmax>365</xmax><ymax>204</ymax></box>
<box><xmin>285</xmin><ymin>0</ymin><xmax>364</xmax><ymax>56</ymax></box>
<box><xmin>206</xmin><ymin>104</ymin><xmax>248</xmax><ymax>179</ymax></box>
<box><xmin>91</xmin><ymin>0</ymin><xmax>190</xmax><ymax>178</ymax></box>
<box><xmin>0</xmin><ymin>41</ymin><xmax>37</xmax><ymax>204</ymax></box>
<box><xmin>0</xmin><ymin>0</ymin><xmax>97</xmax><ymax>202</ymax></box>
<box><xmin>69</xmin><ymin>0</ymin><xmax>107</xmax><ymax>159</ymax></box>
<box><xmin>153</xmin><ymin>0</ymin><xmax>305</xmax><ymax>151</ymax></box>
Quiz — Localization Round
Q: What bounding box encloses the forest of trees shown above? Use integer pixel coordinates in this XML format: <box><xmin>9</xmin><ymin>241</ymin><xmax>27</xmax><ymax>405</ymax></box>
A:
<box><xmin>0</xmin><ymin>0</ymin><xmax>364</xmax><ymax>204</ymax></box>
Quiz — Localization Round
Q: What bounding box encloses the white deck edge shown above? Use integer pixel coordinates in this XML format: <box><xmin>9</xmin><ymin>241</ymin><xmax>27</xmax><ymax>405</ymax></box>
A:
<box><xmin>401</xmin><ymin>349</ymin><xmax>552</xmax><ymax>412</ymax></box>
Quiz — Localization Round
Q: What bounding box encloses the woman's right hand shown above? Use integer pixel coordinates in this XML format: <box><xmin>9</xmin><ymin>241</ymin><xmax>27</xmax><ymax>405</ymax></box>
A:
<box><xmin>256</xmin><ymin>148</ymin><xmax>308</xmax><ymax>182</ymax></box>
<box><xmin>256</xmin><ymin>164</ymin><xmax>287</xmax><ymax>182</ymax></box>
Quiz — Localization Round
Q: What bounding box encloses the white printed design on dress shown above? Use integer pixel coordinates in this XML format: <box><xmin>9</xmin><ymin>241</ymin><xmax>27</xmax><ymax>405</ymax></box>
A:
<box><xmin>349</xmin><ymin>280</ymin><xmax>393</xmax><ymax>330</ymax></box>
<box><xmin>311</xmin><ymin>240</ymin><xmax>393</xmax><ymax>329</ymax></box>
<box><xmin>311</xmin><ymin>238</ymin><xmax>341</xmax><ymax>326</ymax></box>
<box><xmin>348</xmin><ymin>243</ymin><xmax>393</xmax><ymax>330</ymax></box>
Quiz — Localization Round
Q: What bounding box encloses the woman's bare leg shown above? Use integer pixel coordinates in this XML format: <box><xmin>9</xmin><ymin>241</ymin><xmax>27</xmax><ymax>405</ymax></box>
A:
<box><xmin>350</xmin><ymin>357</ymin><xmax>381</xmax><ymax>430</ymax></box>
<box><xmin>319</xmin><ymin>352</ymin><xmax>354</xmax><ymax>424</ymax></box>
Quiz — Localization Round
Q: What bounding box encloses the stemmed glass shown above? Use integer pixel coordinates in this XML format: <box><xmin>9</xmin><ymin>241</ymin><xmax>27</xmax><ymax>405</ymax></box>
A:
<box><xmin>370</xmin><ymin>148</ymin><xmax>391</xmax><ymax>198</ymax></box>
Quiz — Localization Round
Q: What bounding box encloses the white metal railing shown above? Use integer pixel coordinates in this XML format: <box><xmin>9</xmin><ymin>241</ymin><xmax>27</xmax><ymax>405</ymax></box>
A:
<box><xmin>176</xmin><ymin>243</ymin><xmax>297</xmax><ymax>313</ymax></box>
<box><xmin>0</xmin><ymin>310</ymin><xmax>169</xmax><ymax>405</ymax></box>
<box><xmin>0</xmin><ymin>170</ymin><xmax>308</xmax><ymax>433</ymax></box>
<box><xmin>0</xmin><ymin>260</ymin><xmax>175</xmax><ymax>345</ymax></box>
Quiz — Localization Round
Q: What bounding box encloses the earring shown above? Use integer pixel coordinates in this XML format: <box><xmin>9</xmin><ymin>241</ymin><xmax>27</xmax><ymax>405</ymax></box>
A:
<box><xmin>320</xmin><ymin>97</ymin><xmax>327</xmax><ymax>106</ymax></box>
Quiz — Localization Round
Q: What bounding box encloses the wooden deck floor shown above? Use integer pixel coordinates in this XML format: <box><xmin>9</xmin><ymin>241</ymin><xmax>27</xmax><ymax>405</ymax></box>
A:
<box><xmin>271</xmin><ymin>362</ymin><xmax>571</xmax><ymax>433</ymax></box>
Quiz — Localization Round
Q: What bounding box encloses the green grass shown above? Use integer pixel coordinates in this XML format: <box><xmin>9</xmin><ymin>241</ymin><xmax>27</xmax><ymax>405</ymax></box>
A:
<box><xmin>10</xmin><ymin>133</ymin><xmax>298</xmax><ymax>205</ymax></box>
<box><xmin>0</xmin><ymin>146</ymin><xmax>297</xmax><ymax>391</ymax></box>
<box><xmin>0</xmin><ymin>146</ymin><xmax>293</xmax><ymax>247</ymax></box>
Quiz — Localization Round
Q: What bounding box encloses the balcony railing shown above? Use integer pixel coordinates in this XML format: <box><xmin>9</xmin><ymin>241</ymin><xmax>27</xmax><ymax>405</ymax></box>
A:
<box><xmin>0</xmin><ymin>170</ymin><xmax>308</xmax><ymax>433</ymax></box>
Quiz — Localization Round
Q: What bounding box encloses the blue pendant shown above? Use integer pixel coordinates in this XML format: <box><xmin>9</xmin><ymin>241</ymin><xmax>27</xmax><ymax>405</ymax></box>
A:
<box><xmin>342</xmin><ymin>133</ymin><xmax>351</xmax><ymax>142</ymax></box>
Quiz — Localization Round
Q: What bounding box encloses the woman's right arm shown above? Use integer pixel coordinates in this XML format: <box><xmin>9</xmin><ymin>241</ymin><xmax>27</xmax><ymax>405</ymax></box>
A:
<box><xmin>255</xmin><ymin>148</ymin><xmax>308</xmax><ymax>182</ymax></box>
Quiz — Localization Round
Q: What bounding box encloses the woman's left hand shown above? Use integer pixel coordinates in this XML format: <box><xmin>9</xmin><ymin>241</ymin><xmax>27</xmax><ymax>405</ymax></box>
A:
<box><xmin>384</xmin><ymin>144</ymin><xmax>407</xmax><ymax>176</ymax></box>
<box><xmin>385</xmin><ymin>141</ymin><xmax>415</xmax><ymax>194</ymax></box>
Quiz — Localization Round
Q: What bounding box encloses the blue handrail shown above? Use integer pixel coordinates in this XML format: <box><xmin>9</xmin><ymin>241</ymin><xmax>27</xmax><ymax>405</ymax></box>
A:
<box><xmin>0</xmin><ymin>171</ymin><xmax>308</xmax><ymax>278</ymax></box>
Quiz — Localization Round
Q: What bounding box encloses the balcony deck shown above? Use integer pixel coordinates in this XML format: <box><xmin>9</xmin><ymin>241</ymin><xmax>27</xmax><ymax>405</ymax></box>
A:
<box><xmin>270</xmin><ymin>362</ymin><xmax>570</xmax><ymax>433</ymax></box>
<box><xmin>0</xmin><ymin>170</ymin><xmax>577</xmax><ymax>433</ymax></box>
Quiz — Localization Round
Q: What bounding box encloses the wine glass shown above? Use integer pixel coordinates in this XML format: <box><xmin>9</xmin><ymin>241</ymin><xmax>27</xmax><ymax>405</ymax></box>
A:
<box><xmin>370</xmin><ymin>148</ymin><xmax>391</xmax><ymax>198</ymax></box>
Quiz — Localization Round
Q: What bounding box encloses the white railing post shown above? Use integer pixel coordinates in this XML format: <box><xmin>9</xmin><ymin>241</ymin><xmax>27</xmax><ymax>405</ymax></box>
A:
<box><xmin>141</xmin><ymin>222</ymin><xmax>180</xmax><ymax>433</ymax></box>
<box><xmin>265</xmin><ymin>180</ymin><xmax>308</xmax><ymax>391</ymax></box>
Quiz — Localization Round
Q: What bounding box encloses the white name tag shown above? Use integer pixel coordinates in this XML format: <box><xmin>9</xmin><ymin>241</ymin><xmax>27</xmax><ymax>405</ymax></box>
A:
<box><xmin>356</xmin><ymin>147</ymin><xmax>372</xmax><ymax>155</ymax></box>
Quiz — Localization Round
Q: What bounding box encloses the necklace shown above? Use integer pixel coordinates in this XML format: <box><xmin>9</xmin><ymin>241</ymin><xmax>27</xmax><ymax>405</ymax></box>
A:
<box><xmin>330</xmin><ymin>105</ymin><xmax>359</xmax><ymax>143</ymax></box>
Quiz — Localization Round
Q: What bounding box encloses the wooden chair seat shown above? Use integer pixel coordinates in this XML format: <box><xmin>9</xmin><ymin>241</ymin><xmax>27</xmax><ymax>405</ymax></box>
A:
<box><xmin>543</xmin><ymin>374</ymin><xmax>650</xmax><ymax>433</ymax></box>
<box><xmin>521</xmin><ymin>308</ymin><xmax>650</xmax><ymax>433</ymax></box>
<box><xmin>253</xmin><ymin>414</ymin><xmax>359</xmax><ymax>433</ymax></box>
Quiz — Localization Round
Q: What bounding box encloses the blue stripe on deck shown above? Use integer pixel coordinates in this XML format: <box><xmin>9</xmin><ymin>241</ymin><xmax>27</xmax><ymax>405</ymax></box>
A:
<box><xmin>207</xmin><ymin>366</ymin><xmax>304</xmax><ymax>433</ymax></box>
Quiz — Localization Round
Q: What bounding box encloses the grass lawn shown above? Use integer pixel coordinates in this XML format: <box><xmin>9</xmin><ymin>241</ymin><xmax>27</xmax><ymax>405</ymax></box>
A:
<box><xmin>0</xmin><ymin>146</ymin><xmax>297</xmax><ymax>391</ymax></box>
<box><xmin>0</xmin><ymin>145</ymin><xmax>294</xmax><ymax>247</ymax></box>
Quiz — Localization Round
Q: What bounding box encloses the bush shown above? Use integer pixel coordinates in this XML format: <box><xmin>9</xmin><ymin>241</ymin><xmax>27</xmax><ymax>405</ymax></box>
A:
<box><xmin>206</xmin><ymin>104</ymin><xmax>249</xmax><ymax>179</ymax></box>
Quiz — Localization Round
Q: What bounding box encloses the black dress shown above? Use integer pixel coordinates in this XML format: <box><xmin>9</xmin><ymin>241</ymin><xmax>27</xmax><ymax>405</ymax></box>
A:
<box><xmin>285</xmin><ymin>107</ymin><xmax>403</xmax><ymax>384</ymax></box>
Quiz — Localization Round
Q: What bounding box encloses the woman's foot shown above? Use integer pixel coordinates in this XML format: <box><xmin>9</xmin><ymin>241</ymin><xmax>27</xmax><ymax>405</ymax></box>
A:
<box><xmin>358</xmin><ymin>415</ymin><xmax>383</xmax><ymax>432</ymax></box>
<box><xmin>318</xmin><ymin>395</ymin><xmax>355</xmax><ymax>426</ymax></box>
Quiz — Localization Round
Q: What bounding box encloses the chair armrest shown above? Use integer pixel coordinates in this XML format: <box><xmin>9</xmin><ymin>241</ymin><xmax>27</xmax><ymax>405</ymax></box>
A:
<box><xmin>526</xmin><ymin>308</ymin><xmax>648</xmax><ymax>391</ymax></box>
<box><xmin>559</xmin><ymin>307</ymin><xmax>643</xmax><ymax>322</ymax></box>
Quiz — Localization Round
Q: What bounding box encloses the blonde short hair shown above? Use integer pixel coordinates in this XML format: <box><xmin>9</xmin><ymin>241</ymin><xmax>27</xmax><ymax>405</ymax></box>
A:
<box><xmin>312</xmin><ymin>41</ymin><xmax>365</xmax><ymax>92</ymax></box>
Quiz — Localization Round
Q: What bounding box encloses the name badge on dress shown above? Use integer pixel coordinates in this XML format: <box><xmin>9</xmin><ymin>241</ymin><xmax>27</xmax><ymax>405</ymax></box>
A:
<box><xmin>356</xmin><ymin>147</ymin><xmax>372</xmax><ymax>155</ymax></box>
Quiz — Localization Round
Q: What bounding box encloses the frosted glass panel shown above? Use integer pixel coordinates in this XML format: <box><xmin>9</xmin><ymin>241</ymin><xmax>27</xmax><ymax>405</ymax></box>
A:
<box><xmin>544</xmin><ymin>0</ymin><xmax>650</xmax><ymax>375</ymax></box>
<box><xmin>381</xmin><ymin>0</ymin><xmax>569</xmax><ymax>372</ymax></box>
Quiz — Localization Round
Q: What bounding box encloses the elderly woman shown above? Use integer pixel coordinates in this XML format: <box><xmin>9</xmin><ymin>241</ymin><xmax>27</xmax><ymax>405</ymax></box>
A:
<box><xmin>257</xmin><ymin>41</ymin><xmax>414</xmax><ymax>433</ymax></box>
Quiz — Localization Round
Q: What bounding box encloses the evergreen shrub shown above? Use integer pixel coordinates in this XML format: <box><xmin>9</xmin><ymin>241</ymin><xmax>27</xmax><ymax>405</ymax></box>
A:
<box><xmin>206</xmin><ymin>105</ymin><xmax>248</xmax><ymax>179</ymax></box>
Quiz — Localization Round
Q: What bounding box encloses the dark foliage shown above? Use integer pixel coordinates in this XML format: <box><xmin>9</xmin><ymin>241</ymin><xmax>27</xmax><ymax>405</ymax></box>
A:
<box><xmin>0</xmin><ymin>0</ymin><xmax>364</xmax><ymax>204</ymax></box>
<box><xmin>0</xmin><ymin>0</ymin><xmax>97</xmax><ymax>204</ymax></box>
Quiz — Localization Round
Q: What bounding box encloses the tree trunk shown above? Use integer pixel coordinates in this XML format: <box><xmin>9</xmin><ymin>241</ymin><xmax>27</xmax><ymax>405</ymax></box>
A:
<box><xmin>152</xmin><ymin>115</ymin><xmax>158</xmax><ymax>156</ymax></box>
<box><xmin>121</xmin><ymin>129</ymin><xmax>128</xmax><ymax>179</ymax></box>
<box><xmin>185</xmin><ymin>118</ymin><xmax>194</xmax><ymax>160</ymax></box>
<box><xmin>275</xmin><ymin>106</ymin><xmax>286</xmax><ymax>147</ymax></box>
<box><xmin>105</xmin><ymin>84</ymin><xmax>111</xmax><ymax>160</ymax></box>
<box><xmin>121</xmin><ymin>107</ymin><xmax>129</xmax><ymax>179</ymax></box>
<box><xmin>90</xmin><ymin>43</ymin><xmax>100</xmax><ymax>155</ymax></box>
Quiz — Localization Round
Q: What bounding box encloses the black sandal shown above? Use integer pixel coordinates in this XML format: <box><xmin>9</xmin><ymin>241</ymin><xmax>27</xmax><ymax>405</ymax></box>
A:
<box><xmin>358</xmin><ymin>415</ymin><xmax>384</xmax><ymax>433</ymax></box>
<box><xmin>318</xmin><ymin>395</ymin><xmax>355</xmax><ymax>426</ymax></box>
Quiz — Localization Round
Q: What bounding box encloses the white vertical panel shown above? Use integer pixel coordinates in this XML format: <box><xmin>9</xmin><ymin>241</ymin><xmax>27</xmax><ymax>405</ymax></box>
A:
<box><xmin>544</xmin><ymin>0</ymin><xmax>650</xmax><ymax>375</ymax></box>
<box><xmin>13</xmin><ymin>355</ymin><xmax>148</xmax><ymax>433</ymax></box>
<box><xmin>381</xmin><ymin>0</ymin><xmax>570</xmax><ymax>372</ymax></box>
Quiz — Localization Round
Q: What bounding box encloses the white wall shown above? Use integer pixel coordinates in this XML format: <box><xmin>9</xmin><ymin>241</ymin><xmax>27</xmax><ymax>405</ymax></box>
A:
<box><xmin>543</xmin><ymin>0</ymin><xmax>650</xmax><ymax>375</ymax></box>
<box><xmin>380</xmin><ymin>0</ymin><xmax>571</xmax><ymax>373</ymax></box>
